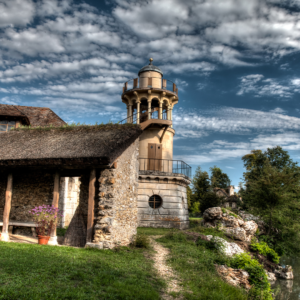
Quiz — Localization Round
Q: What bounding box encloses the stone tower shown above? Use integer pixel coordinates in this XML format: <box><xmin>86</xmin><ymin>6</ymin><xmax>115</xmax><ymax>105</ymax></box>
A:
<box><xmin>121</xmin><ymin>58</ymin><xmax>191</xmax><ymax>229</ymax></box>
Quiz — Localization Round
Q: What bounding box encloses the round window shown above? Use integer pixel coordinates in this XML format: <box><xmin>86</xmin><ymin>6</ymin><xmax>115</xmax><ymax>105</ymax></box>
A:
<box><xmin>148</xmin><ymin>195</ymin><xmax>162</xmax><ymax>209</ymax></box>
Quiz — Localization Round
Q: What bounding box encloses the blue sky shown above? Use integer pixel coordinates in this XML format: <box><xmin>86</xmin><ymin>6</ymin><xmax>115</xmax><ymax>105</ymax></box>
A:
<box><xmin>0</xmin><ymin>0</ymin><xmax>300</xmax><ymax>189</ymax></box>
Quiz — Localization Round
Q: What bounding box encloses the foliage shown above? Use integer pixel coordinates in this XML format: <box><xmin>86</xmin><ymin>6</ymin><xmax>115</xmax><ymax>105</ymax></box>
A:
<box><xmin>230</xmin><ymin>253</ymin><xmax>272</xmax><ymax>300</ymax></box>
<box><xmin>250</xmin><ymin>241</ymin><xmax>280</xmax><ymax>264</ymax></box>
<box><xmin>210</xmin><ymin>166</ymin><xmax>231</xmax><ymax>189</ymax></box>
<box><xmin>241</xmin><ymin>155</ymin><xmax>300</xmax><ymax>254</ymax></box>
<box><xmin>131</xmin><ymin>233</ymin><xmax>151</xmax><ymax>249</ymax></box>
<box><xmin>29</xmin><ymin>205</ymin><xmax>63</xmax><ymax>236</ymax></box>
<box><xmin>137</xmin><ymin>227</ymin><xmax>175</xmax><ymax>236</ymax></box>
<box><xmin>190</xmin><ymin>201</ymin><xmax>201</xmax><ymax>214</ymax></box>
<box><xmin>190</xmin><ymin>166</ymin><xmax>211</xmax><ymax>212</ymax></box>
<box><xmin>200</xmin><ymin>192</ymin><xmax>222</xmax><ymax>213</ymax></box>
<box><xmin>12</xmin><ymin>122</ymin><xmax>139</xmax><ymax>132</ymax></box>
<box><xmin>0</xmin><ymin>241</ymin><xmax>164</xmax><ymax>300</ymax></box>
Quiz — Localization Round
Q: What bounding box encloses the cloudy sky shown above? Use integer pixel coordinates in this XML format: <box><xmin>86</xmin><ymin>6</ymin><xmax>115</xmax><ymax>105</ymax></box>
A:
<box><xmin>1</xmin><ymin>0</ymin><xmax>300</xmax><ymax>188</ymax></box>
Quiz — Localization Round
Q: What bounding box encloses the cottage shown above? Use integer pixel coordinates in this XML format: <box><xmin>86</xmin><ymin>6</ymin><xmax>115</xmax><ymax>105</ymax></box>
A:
<box><xmin>0</xmin><ymin>124</ymin><xmax>142</xmax><ymax>249</ymax></box>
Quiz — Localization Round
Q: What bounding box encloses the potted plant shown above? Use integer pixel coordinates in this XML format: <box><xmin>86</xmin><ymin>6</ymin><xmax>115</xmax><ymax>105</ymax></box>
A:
<box><xmin>29</xmin><ymin>205</ymin><xmax>63</xmax><ymax>245</ymax></box>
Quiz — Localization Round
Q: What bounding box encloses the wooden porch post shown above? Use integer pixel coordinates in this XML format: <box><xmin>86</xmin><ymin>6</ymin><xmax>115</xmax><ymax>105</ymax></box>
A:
<box><xmin>48</xmin><ymin>172</ymin><xmax>60</xmax><ymax>245</ymax></box>
<box><xmin>86</xmin><ymin>169</ymin><xmax>96</xmax><ymax>243</ymax></box>
<box><xmin>1</xmin><ymin>173</ymin><xmax>13</xmax><ymax>241</ymax></box>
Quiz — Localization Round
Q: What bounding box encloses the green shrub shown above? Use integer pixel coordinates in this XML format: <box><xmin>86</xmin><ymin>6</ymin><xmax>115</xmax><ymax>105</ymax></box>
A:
<box><xmin>131</xmin><ymin>233</ymin><xmax>150</xmax><ymax>249</ymax></box>
<box><xmin>250</xmin><ymin>241</ymin><xmax>280</xmax><ymax>264</ymax></box>
<box><xmin>230</xmin><ymin>253</ymin><xmax>272</xmax><ymax>300</ymax></box>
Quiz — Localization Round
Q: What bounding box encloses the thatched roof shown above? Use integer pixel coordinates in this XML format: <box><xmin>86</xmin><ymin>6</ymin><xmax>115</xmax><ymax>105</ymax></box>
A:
<box><xmin>0</xmin><ymin>124</ymin><xmax>142</xmax><ymax>167</ymax></box>
<box><xmin>0</xmin><ymin>104</ymin><xmax>66</xmax><ymax>127</ymax></box>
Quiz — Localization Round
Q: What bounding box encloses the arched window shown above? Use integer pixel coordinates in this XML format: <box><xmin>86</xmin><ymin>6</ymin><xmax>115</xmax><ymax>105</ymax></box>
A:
<box><xmin>148</xmin><ymin>195</ymin><xmax>162</xmax><ymax>209</ymax></box>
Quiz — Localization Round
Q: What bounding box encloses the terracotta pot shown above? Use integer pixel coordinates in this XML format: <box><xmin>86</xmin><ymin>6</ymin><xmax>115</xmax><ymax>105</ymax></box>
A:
<box><xmin>38</xmin><ymin>235</ymin><xmax>50</xmax><ymax>245</ymax></box>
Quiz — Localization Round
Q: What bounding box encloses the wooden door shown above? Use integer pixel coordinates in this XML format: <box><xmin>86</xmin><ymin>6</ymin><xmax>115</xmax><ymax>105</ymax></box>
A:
<box><xmin>148</xmin><ymin>143</ymin><xmax>162</xmax><ymax>171</ymax></box>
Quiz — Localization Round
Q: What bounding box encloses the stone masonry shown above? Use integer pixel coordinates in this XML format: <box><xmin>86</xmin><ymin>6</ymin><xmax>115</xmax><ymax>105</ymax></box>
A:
<box><xmin>93</xmin><ymin>140</ymin><xmax>139</xmax><ymax>248</ymax></box>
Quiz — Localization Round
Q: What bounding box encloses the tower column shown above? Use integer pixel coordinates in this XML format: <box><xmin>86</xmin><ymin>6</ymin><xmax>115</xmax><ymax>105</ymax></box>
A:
<box><xmin>170</xmin><ymin>105</ymin><xmax>173</xmax><ymax>128</ymax></box>
<box><xmin>159</xmin><ymin>101</ymin><xmax>162</xmax><ymax>119</ymax></box>
<box><xmin>136</xmin><ymin>101</ymin><xmax>141</xmax><ymax>124</ymax></box>
<box><xmin>126</xmin><ymin>105</ymin><xmax>129</xmax><ymax>122</ymax></box>
<box><xmin>147</xmin><ymin>97</ymin><xmax>152</xmax><ymax>120</ymax></box>
<box><xmin>128</xmin><ymin>104</ymin><xmax>133</xmax><ymax>123</ymax></box>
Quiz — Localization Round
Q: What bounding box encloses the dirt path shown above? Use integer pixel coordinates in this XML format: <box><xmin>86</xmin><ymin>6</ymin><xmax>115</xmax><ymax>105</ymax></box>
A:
<box><xmin>150</xmin><ymin>236</ymin><xmax>182</xmax><ymax>299</ymax></box>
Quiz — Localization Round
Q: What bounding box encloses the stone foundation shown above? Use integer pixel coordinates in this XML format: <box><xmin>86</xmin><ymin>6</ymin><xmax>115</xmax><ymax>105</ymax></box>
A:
<box><xmin>137</xmin><ymin>173</ymin><xmax>190</xmax><ymax>229</ymax></box>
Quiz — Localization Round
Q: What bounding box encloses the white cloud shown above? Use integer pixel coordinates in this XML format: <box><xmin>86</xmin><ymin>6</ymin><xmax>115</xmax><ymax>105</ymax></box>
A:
<box><xmin>237</xmin><ymin>74</ymin><xmax>293</xmax><ymax>98</ymax></box>
<box><xmin>269</xmin><ymin>107</ymin><xmax>287</xmax><ymax>114</ymax></box>
<box><xmin>173</xmin><ymin>106</ymin><xmax>300</xmax><ymax>139</ymax></box>
<box><xmin>175</xmin><ymin>132</ymin><xmax>300</xmax><ymax>165</ymax></box>
<box><xmin>0</xmin><ymin>0</ymin><xmax>35</xmax><ymax>28</ymax></box>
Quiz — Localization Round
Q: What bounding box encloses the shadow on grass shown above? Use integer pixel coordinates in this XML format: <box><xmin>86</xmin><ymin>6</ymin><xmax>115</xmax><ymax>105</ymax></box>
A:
<box><xmin>0</xmin><ymin>242</ymin><xmax>164</xmax><ymax>300</ymax></box>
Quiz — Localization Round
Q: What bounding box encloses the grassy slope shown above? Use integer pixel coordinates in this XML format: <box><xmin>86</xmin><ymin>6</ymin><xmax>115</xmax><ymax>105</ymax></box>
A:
<box><xmin>0</xmin><ymin>242</ymin><xmax>164</xmax><ymax>300</ymax></box>
<box><xmin>137</xmin><ymin>225</ymin><xmax>247</xmax><ymax>300</ymax></box>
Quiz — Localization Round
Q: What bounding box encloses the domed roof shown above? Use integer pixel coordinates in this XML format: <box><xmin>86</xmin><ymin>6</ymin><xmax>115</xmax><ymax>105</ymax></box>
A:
<box><xmin>138</xmin><ymin>58</ymin><xmax>163</xmax><ymax>76</ymax></box>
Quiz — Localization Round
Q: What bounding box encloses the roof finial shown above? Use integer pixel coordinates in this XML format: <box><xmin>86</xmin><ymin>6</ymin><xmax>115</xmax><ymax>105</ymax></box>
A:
<box><xmin>149</xmin><ymin>58</ymin><xmax>153</xmax><ymax>65</ymax></box>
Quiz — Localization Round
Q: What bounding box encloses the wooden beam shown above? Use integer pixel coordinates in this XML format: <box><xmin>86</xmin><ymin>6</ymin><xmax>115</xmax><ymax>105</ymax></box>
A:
<box><xmin>1</xmin><ymin>173</ymin><xmax>13</xmax><ymax>241</ymax></box>
<box><xmin>86</xmin><ymin>169</ymin><xmax>96</xmax><ymax>243</ymax></box>
<box><xmin>52</xmin><ymin>172</ymin><xmax>60</xmax><ymax>208</ymax></box>
<box><xmin>50</xmin><ymin>172</ymin><xmax>60</xmax><ymax>238</ymax></box>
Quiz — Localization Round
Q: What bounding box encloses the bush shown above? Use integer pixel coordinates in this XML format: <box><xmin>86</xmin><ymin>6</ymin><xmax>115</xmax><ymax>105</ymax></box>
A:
<box><xmin>250</xmin><ymin>241</ymin><xmax>280</xmax><ymax>264</ymax></box>
<box><xmin>200</xmin><ymin>192</ymin><xmax>222</xmax><ymax>212</ymax></box>
<box><xmin>131</xmin><ymin>233</ymin><xmax>150</xmax><ymax>249</ymax></box>
<box><xmin>230</xmin><ymin>253</ymin><xmax>272</xmax><ymax>300</ymax></box>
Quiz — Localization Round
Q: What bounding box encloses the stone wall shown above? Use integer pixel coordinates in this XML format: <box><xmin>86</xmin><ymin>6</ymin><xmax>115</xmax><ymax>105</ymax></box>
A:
<box><xmin>137</xmin><ymin>174</ymin><xmax>190</xmax><ymax>229</ymax></box>
<box><xmin>0</xmin><ymin>171</ymin><xmax>54</xmax><ymax>222</ymax></box>
<box><xmin>93</xmin><ymin>139</ymin><xmax>139</xmax><ymax>249</ymax></box>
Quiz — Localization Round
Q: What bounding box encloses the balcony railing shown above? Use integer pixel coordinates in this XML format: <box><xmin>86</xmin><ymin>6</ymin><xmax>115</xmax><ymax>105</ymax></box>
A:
<box><xmin>139</xmin><ymin>158</ymin><xmax>192</xmax><ymax>178</ymax></box>
<box><xmin>118</xmin><ymin>108</ymin><xmax>171</xmax><ymax>125</ymax></box>
<box><xmin>123</xmin><ymin>77</ymin><xmax>178</xmax><ymax>95</ymax></box>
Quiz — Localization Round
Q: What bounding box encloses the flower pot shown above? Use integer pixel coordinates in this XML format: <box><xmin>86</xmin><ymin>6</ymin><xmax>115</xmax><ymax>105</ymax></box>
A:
<box><xmin>38</xmin><ymin>235</ymin><xmax>50</xmax><ymax>245</ymax></box>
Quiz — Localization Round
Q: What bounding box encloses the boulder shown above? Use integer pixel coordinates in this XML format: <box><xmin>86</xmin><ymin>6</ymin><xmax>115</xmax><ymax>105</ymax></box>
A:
<box><xmin>215</xmin><ymin>265</ymin><xmax>251</xmax><ymax>290</ymax></box>
<box><xmin>224</xmin><ymin>227</ymin><xmax>248</xmax><ymax>241</ymax></box>
<box><xmin>206</xmin><ymin>235</ymin><xmax>244</xmax><ymax>257</ymax></box>
<box><xmin>242</xmin><ymin>221</ymin><xmax>258</xmax><ymax>236</ymax></box>
<box><xmin>222</xmin><ymin>216</ymin><xmax>240</xmax><ymax>228</ymax></box>
<box><xmin>275</xmin><ymin>265</ymin><xmax>294</xmax><ymax>280</ymax></box>
<box><xmin>203</xmin><ymin>207</ymin><xmax>223</xmax><ymax>221</ymax></box>
<box><xmin>266</xmin><ymin>271</ymin><xmax>276</xmax><ymax>281</ymax></box>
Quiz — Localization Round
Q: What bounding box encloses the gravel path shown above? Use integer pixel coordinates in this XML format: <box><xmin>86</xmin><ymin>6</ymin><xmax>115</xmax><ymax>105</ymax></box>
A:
<box><xmin>150</xmin><ymin>236</ymin><xmax>182</xmax><ymax>299</ymax></box>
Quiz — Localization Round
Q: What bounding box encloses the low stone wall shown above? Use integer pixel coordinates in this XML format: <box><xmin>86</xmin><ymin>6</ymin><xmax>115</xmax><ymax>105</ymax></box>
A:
<box><xmin>137</xmin><ymin>174</ymin><xmax>190</xmax><ymax>229</ymax></box>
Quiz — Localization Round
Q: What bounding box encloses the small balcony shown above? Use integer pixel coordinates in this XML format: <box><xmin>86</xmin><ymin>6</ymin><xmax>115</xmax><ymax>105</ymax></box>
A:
<box><xmin>122</xmin><ymin>77</ymin><xmax>178</xmax><ymax>96</ymax></box>
<box><xmin>139</xmin><ymin>158</ymin><xmax>192</xmax><ymax>179</ymax></box>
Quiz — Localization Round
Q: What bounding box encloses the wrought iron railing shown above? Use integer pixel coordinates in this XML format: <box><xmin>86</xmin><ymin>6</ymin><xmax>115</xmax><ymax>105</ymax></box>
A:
<box><xmin>139</xmin><ymin>158</ymin><xmax>192</xmax><ymax>178</ymax></box>
<box><xmin>123</xmin><ymin>77</ymin><xmax>178</xmax><ymax>94</ymax></box>
<box><xmin>118</xmin><ymin>108</ymin><xmax>171</xmax><ymax>125</ymax></box>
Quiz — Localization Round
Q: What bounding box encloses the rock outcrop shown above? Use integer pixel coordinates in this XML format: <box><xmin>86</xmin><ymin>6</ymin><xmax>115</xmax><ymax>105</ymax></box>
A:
<box><xmin>206</xmin><ymin>235</ymin><xmax>244</xmax><ymax>257</ymax></box>
<box><xmin>215</xmin><ymin>265</ymin><xmax>251</xmax><ymax>290</ymax></box>
<box><xmin>203</xmin><ymin>207</ymin><xmax>258</xmax><ymax>242</ymax></box>
<box><xmin>275</xmin><ymin>265</ymin><xmax>294</xmax><ymax>280</ymax></box>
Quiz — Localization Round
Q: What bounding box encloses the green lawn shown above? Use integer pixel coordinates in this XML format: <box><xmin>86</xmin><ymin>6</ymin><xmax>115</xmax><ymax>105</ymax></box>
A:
<box><xmin>0</xmin><ymin>241</ymin><xmax>164</xmax><ymax>300</ymax></box>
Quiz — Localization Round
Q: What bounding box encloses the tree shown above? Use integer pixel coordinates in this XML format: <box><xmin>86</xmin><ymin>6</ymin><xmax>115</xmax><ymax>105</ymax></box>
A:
<box><xmin>192</xmin><ymin>166</ymin><xmax>210</xmax><ymax>201</ymax></box>
<box><xmin>241</xmin><ymin>146</ymin><xmax>300</xmax><ymax>254</ymax></box>
<box><xmin>200</xmin><ymin>192</ymin><xmax>222</xmax><ymax>213</ymax></box>
<box><xmin>210</xmin><ymin>166</ymin><xmax>231</xmax><ymax>189</ymax></box>
<box><xmin>242</xmin><ymin>146</ymin><xmax>298</xmax><ymax>182</ymax></box>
